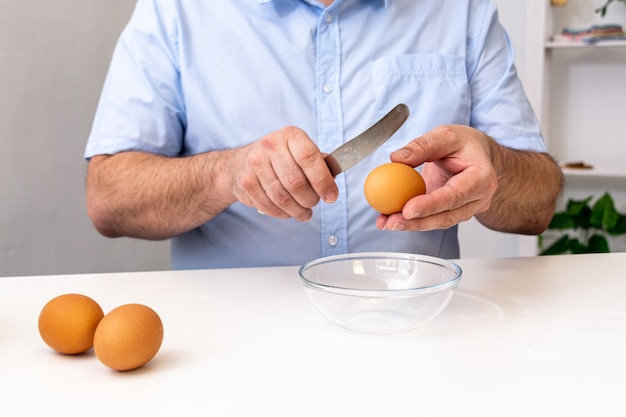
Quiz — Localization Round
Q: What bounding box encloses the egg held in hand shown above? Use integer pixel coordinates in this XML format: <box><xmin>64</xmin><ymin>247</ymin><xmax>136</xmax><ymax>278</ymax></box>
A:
<box><xmin>38</xmin><ymin>293</ymin><xmax>105</xmax><ymax>355</ymax></box>
<box><xmin>364</xmin><ymin>162</ymin><xmax>426</xmax><ymax>215</ymax></box>
<box><xmin>93</xmin><ymin>303</ymin><xmax>164</xmax><ymax>371</ymax></box>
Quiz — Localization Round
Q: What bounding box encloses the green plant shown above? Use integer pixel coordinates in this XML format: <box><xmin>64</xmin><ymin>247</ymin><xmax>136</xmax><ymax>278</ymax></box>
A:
<box><xmin>538</xmin><ymin>192</ymin><xmax>626</xmax><ymax>255</ymax></box>
<box><xmin>596</xmin><ymin>0</ymin><xmax>626</xmax><ymax>17</ymax></box>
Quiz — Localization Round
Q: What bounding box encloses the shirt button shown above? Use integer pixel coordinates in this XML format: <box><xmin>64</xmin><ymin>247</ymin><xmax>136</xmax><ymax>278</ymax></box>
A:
<box><xmin>322</xmin><ymin>83</ymin><xmax>333</xmax><ymax>94</ymax></box>
<box><xmin>325</xmin><ymin>14</ymin><xmax>334</xmax><ymax>23</ymax></box>
<box><xmin>327</xmin><ymin>235</ymin><xmax>339</xmax><ymax>247</ymax></box>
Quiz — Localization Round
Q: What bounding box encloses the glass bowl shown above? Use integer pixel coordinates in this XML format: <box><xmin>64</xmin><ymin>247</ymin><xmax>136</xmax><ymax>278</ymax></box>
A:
<box><xmin>298</xmin><ymin>252</ymin><xmax>462</xmax><ymax>334</ymax></box>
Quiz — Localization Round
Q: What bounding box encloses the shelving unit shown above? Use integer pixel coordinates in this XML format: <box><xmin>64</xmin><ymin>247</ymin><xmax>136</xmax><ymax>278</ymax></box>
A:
<box><xmin>518</xmin><ymin>0</ymin><xmax>626</xmax><ymax>255</ymax></box>
<box><xmin>526</xmin><ymin>0</ymin><xmax>626</xmax><ymax>175</ymax></box>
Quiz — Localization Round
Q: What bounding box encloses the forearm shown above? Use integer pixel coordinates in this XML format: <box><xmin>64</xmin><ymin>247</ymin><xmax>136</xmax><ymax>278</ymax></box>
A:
<box><xmin>476</xmin><ymin>142</ymin><xmax>563</xmax><ymax>235</ymax></box>
<box><xmin>86</xmin><ymin>151</ymin><xmax>236</xmax><ymax>240</ymax></box>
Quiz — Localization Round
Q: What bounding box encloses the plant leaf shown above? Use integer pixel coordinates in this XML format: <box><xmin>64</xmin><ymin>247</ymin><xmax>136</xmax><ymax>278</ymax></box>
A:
<box><xmin>565</xmin><ymin>197</ymin><xmax>592</xmax><ymax>216</ymax></box>
<box><xmin>595</xmin><ymin>5</ymin><xmax>608</xmax><ymax>17</ymax></box>
<box><xmin>567</xmin><ymin>238</ymin><xmax>589</xmax><ymax>254</ymax></box>
<box><xmin>590</xmin><ymin>192</ymin><xmax>619</xmax><ymax>230</ymax></box>
<box><xmin>586</xmin><ymin>234</ymin><xmax>611</xmax><ymax>253</ymax></box>
<box><xmin>547</xmin><ymin>212</ymin><xmax>577</xmax><ymax>230</ymax></box>
<box><xmin>564</xmin><ymin>198</ymin><xmax>593</xmax><ymax>229</ymax></box>
<box><xmin>539</xmin><ymin>235</ymin><xmax>570</xmax><ymax>256</ymax></box>
<box><xmin>607</xmin><ymin>214</ymin><xmax>626</xmax><ymax>235</ymax></box>
<box><xmin>595</xmin><ymin>0</ymin><xmax>614</xmax><ymax>17</ymax></box>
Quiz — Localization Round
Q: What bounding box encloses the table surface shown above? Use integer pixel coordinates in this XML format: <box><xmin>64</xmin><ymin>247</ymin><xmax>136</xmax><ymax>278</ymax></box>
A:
<box><xmin>1</xmin><ymin>253</ymin><xmax>625</xmax><ymax>416</ymax></box>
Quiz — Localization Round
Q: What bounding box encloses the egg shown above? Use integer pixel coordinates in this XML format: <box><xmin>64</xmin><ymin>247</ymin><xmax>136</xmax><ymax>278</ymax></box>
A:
<box><xmin>38</xmin><ymin>293</ymin><xmax>104</xmax><ymax>355</ymax></box>
<box><xmin>364</xmin><ymin>162</ymin><xmax>426</xmax><ymax>215</ymax></box>
<box><xmin>93</xmin><ymin>303</ymin><xmax>164</xmax><ymax>371</ymax></box>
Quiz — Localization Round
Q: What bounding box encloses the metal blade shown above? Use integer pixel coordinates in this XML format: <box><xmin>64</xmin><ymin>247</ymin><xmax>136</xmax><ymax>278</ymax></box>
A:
<box><xmin>324</xmin><ymin>103</ymin><xmax>410</xmax><ymax>177</ymax></box>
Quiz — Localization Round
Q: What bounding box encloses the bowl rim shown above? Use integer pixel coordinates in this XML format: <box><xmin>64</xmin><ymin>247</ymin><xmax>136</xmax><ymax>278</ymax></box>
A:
<box><xmin>298</xmin><ymin>252</ymin><xmax>462</xmax><ymax>297</ymax></box>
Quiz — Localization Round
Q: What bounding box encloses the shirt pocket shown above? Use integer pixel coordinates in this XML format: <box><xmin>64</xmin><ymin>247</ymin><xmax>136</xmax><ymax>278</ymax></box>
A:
<box><xmin>371</xmin><ymin>54</ymin><xmax>470</xmax><ymax>141</ymax></box>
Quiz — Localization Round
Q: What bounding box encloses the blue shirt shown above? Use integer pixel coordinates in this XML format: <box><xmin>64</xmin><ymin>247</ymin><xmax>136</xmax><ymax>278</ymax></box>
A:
<box><xmin>86</xmin><ymin>0</ymin><xmax>546</xmax><ymax>269</ymax></box>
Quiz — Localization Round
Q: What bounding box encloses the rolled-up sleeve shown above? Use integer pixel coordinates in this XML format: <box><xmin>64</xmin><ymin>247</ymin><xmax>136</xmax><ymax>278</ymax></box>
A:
<box><xmin>467</xmin><ymin>3</ymin><xmax>546</xmax><ymax>152</ymax></box>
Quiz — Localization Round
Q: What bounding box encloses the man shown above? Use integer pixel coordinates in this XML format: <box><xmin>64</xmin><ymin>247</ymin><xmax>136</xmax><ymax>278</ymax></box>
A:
<box><xmin>85</xmin><ymin>0</ymin><xmax>563</xmax><ymax>269</ymax></box>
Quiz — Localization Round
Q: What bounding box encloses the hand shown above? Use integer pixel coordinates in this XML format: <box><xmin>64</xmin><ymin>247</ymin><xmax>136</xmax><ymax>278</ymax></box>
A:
<box><xmin>227</xmin><ymin>126</ymin><xmax>339</xmax><ymax>221</ymax></box>
<box><xmin>375</xmin><ymin>125</ymin><xmax>499</xmax><ymax>231</ymax></box>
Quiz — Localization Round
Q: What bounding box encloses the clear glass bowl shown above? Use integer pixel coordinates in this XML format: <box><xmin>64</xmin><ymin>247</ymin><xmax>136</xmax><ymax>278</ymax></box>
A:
<box><xmin>298</xmin><ymin>252</ymin><xmax>462</xmax><ymax>334</ymax></box>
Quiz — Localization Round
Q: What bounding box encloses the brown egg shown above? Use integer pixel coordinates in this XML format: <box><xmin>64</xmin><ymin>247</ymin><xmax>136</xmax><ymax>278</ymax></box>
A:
<box><xmin>93</xmin><ymin>303</ymin><xmax>164</xmax><ymax>371</ymax></box>
<box><xmin>364</xmin><ymin>162</ymin><xmax>426</xmax><ymax>215</ymax></box>
<box><xmin>38</xmin><ymin>293</ymin><xmax>104</xmax><ymax>355</ymax></box>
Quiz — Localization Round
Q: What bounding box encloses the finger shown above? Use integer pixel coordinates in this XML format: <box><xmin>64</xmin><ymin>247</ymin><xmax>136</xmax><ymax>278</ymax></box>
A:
<box><xmin>380</xmin><ymin>200</ymin><xmax>486</xmax><ymax>232</ymax></box>
<box><xmin>250</xmin><ymin>157</ymin><xmax>312</xmax><ymax>220</ymax></box>
<box><xmin>255</xmin><ymin>126</ymin><xmax>317</xmax><ymax>211</ymax></box>
<box><xmin>271</xmin><ymin>154</ymin><xmax>320</xmax><ymax>210</ymax></box>
<box><xmin>233</xmin><ymin>176</ymin><xmax>291</xmax><ymax>219</ymax></box>
<box><xmin>373</xmin><ymin>167</ymin><xmax>491</xmax><ymax>231</ymax></box>
<box><xmin>405</xmin><ymin>159</ymin><xmax>496</xmax><ymax>216</ymax></box>
<box><xmin>401</xmin><ymin>182</ymin><xmax>474</xmax><ymax>220</ymax></box>
<box><xmin>390</xmin><ymin>126</ymin><xmax>464</xmax><ymax>168</ymax></box>
<box><xmin>260</xmin><ymin>171</ymin><xmax>314</xmax><ymax>221</ymax></box>
<box><xmin>251</xmin><ymin>129</ymin><xmax>315</xmax><ymax>220</ymax></box>
<box><xmin>285</xmin><ymin>129</ymin><xmax>338</xmax><ymax>205</ymax></box>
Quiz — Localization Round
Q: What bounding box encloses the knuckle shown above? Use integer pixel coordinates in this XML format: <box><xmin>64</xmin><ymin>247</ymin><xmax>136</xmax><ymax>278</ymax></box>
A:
<box><xmin>282</xmin><ymin>125</ymin><xmax>304</xmax><ymax>136</ymax></box>
<box><xmin>257</xmin><ymin>135</ymin><xmax>275</xmax><ymax>152</ymax></box>
<box><xmin>409</xmin><ymin>137</ymin><xmax>432</xmax><ymax>155</ymax></box>
<box><xmin>272</xmin><ymin>188</ymin><xmax>294</xmax><ymax>208</ymax></box>
<box><xmin>301</xmin><ymin>194</ymin><xmax>321</xmax><ymax>209</ymax></box>
<box><xmin>246</xmin><ymin>149</ymin><xmax>264</xmax><ymax>170</ymax></box>
<box><xmin>433</xmin><ymin>125</ymin><xmax>456</xmax><ymax>140</ymax></box>
<box><xmin>238</xmin><ymin>172</ymin><xmax>256</xmax><ymax>192</ymax></box>
<box><xmin>284</xmin><ymin>171</ymin><xmax>309</xmax><ymax>192</ymax></box>
<box><xmin>440</xmin><ymin>213</ymin><xmax>458</xmax><ymax>229</ymax></box>
<box><xmin>450</xmin><ymin>189</ymin><xmax>467</xmax><ymax>209</ymax></box>
<box><xmin>297</xmin><ymin>146</ymin><xmax>319</xmax><ymax>168</ymax></box>
<box><xmin>281</xmin><ymin>125</ymin><xmax>307</xmax><ymax>144</ymax></box>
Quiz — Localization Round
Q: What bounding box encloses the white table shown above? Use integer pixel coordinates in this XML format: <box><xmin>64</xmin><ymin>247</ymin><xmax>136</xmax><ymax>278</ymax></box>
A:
<box><xmin>1</xmin><ymin>253</ymin><xmax>625</xmax><ymax>416</ymax></box>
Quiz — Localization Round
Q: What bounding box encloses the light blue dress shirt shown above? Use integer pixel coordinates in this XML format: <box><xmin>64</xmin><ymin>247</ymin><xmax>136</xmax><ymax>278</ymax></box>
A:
<box><xmin>86</xmin><ymin>0</ymin><xmax>547</xmax><ymax>269</ymax></box>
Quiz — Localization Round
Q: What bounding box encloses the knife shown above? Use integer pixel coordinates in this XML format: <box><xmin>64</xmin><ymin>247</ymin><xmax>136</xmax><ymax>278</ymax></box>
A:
<box><xmin>324</xmin><ymin>103</ymin><xmax>410</xmax><ymax>177</ymax></box>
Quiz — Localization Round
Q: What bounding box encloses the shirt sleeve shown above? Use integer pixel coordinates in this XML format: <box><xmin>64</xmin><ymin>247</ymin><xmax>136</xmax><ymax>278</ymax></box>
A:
<box><xmin>85</xmin><ymin>0</ymin><xmax>185</xmax><ymax>159</ymax></box>
<box><xmin>467</xmin><ymin>2</ymin><xmax>546</xmax><ymax>152</ymax></box>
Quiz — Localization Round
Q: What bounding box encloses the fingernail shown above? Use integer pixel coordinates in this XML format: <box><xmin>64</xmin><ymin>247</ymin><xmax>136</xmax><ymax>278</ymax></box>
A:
<box><xmin>391</xmin><ymin>222</ymin><xmax>406</xmax><ymax>231</ymax></box>
<box><xmin>325</xmin><ymin>189</ymin><xmax>338</xmax><ymax>203</ymax></box>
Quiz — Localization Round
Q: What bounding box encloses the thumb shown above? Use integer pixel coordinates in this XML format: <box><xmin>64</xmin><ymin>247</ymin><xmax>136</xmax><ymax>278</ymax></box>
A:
<box><xmin>391</xmin><ymin>126</ymin><xmax>462</xmax><ymax>167</ymax></box>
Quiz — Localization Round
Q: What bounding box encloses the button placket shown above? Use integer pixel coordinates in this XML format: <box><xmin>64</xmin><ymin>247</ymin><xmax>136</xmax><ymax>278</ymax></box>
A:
<box><xmin>315</xmin><ymin>8</ymin><xmax>348</xmax><ymax>257</ymax></box>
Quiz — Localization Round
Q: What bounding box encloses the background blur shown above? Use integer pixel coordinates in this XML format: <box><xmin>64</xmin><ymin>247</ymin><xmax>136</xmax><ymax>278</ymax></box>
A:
<box><xmin>1</xmin><ymin>0</ymin><xmax>170</xmax><ymax>276</ymax></box>
<box><xmin>1</xmin><ymin>1</ymin><xmax>624</xmax><ymax>277</ymax></box>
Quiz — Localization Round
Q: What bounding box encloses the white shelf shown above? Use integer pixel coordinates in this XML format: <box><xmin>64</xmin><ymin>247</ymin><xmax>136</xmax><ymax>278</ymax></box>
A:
<box><xmin>562</xmin><ymin>166</ymin><xmax>626</xmax><ymax>178</ymax></box>
<box><xmin>545</xmin><ymin>39</ymin><xmax>626</xmax><ymax>49</ymax></box>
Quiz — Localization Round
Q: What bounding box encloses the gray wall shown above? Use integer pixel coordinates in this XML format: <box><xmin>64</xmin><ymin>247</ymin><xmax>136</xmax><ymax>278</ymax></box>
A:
<box><xmin>0</xmin><ymin>1</ymin><xmax>170</xmax><ymax>277</ymax></box>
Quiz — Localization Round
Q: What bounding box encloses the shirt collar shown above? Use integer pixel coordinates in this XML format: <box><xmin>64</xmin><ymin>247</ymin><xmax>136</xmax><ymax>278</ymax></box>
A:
<box><xmin>258</xmin><ymin>0</ymin><xmax>390</xmax><ymax>7</ymax></box>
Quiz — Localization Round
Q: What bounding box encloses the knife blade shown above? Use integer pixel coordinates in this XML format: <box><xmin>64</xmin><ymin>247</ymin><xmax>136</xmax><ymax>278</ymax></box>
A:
<box><xmin>324</xmin><ymin>103</ymin><xmax>410</xmax><ymax>177</ymax></box>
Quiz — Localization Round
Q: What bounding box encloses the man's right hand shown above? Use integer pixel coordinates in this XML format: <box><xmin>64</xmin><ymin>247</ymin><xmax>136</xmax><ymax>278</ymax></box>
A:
<box><xmin>225</xmin><ymin>126</ymin><xmax>338</xmax><ymax>222</ymax></box>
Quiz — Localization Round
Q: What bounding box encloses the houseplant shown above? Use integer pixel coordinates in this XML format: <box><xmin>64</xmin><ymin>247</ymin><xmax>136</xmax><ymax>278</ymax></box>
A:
<box><xmin>596</xmin><ymin>0</ymin><xmax>626</xmax><ymax>17</ymax></box>
<box><xmin>538</xmin><ymin>192</ymin><xmax>626</xmax><ymax>255</ymax></box>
